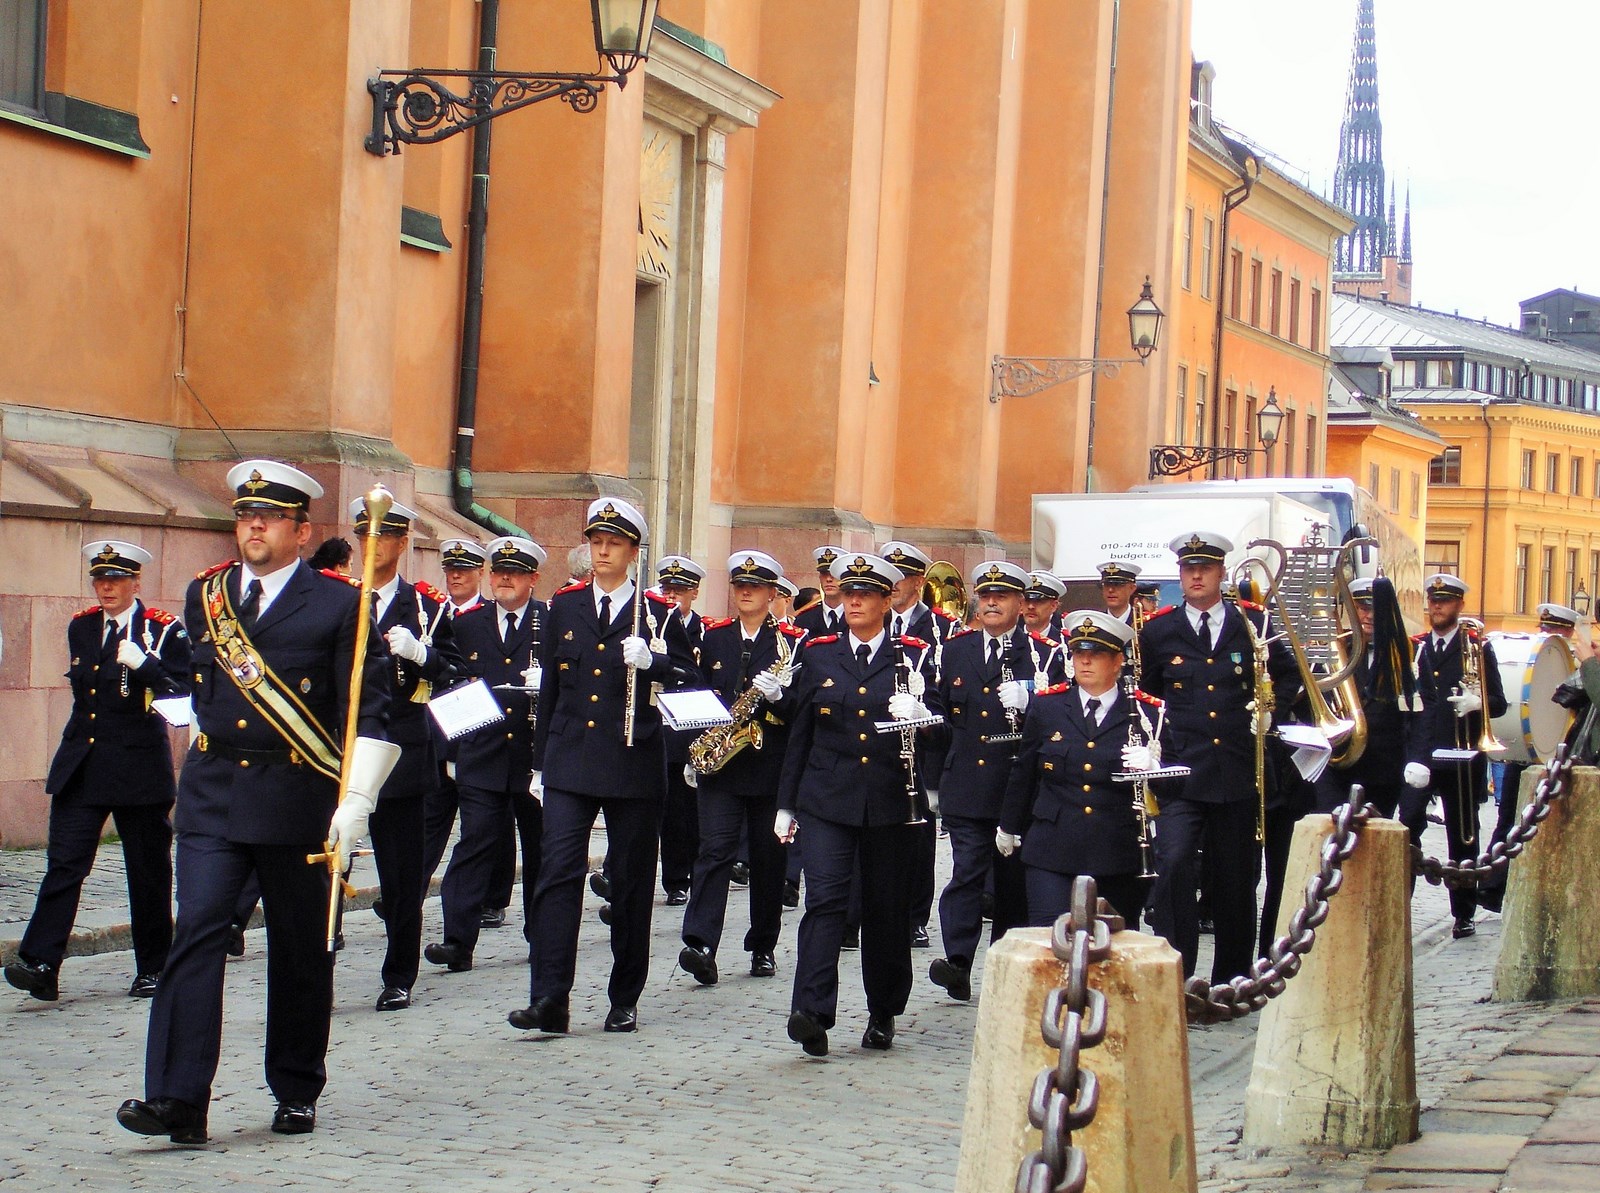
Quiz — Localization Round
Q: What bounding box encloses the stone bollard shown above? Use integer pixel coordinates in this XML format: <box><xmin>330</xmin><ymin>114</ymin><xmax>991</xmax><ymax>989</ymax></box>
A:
<box><xmin>1493</xmin><ymin>765</ymin><xmax>1600</xmax><ymax>1001</ymax></box>
<box><xmin>1242</xmin><ymin>815</ymin><xmax>1419</xmax><ymax>1151</ymax></box>
<box><xmin>954</xmin><ymin>927</ymin><xmax>1196</xmax><ymax>1193</ymax></box>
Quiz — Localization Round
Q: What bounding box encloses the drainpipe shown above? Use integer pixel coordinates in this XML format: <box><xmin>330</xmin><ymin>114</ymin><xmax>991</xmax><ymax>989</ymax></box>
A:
<box><xmin>1209</xmin><ymin>151</ymin><xmax>1258</xmax><ymax>478</ymax></box>
<box><xmin>451</xmin><ymin>0</ymin><xmax>530</xmax><ymax>538</ymax></box>
<box><xmin>1479</xmin><ymin>397</ymin><xmax>1491</xmax><ymax>619</ymax></box>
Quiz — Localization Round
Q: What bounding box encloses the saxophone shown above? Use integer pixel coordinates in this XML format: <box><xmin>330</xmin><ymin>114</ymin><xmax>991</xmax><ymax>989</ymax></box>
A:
<box><xmin>688</xmin><ymin>620</ymin><xmax>798</xmax><ymax>775</ymax></box>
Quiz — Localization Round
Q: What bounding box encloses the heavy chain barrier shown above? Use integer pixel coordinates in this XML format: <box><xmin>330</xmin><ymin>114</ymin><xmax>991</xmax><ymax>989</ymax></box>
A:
<box><xmin>1183</xmin><ymin>796</ymin><xmax>1372</xmax><ymax>1025</ymax></box>
<box><xmin>1015</xmin><ymin>877</ymin><xmax>1122</xmax><ymax>1193</ymax></box>
<box><xmin>1412</xmin><ymin>746</ymin><xmax>1573</xmax><ymax>888</ymax></box>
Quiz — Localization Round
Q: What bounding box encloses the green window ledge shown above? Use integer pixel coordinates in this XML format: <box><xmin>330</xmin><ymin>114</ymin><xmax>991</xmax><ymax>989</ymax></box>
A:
<box><xmin>401</xmin><ymin>206</ymin><xmax>452</xmax><ymax>253</ymax></box>
<box><xmin>0</xmin><ymin>91</ymin><xmax>149</xmax><ymax>159</ymax></box>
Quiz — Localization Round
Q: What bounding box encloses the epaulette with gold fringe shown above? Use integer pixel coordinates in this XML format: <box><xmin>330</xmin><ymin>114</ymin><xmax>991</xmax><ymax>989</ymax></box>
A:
<box><xmin>72</xmin><ymin>604</ymin><xmax>103</xmax><ymax>620</ymax></box>
<box><xmin>196</xmin><ymin>559</ymin><xmax>237</xmax><ymax>580</ymax></box>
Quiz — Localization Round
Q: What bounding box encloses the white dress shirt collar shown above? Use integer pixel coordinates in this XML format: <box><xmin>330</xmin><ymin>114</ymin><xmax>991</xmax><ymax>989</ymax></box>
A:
<box><xmin>240</xmin><ymin>559</ymin><xmax>299</xmax><ymax>618</ymax></box>
<box><xmin>1078</xmin><ymin>685</ymin><xmax>1114</xmax><ymax>724</ymax></box>
<box><xmin>373</xmin><ymin>574</ymin><xmax>402</xmax><ymax>622</ymax></box>
<box><xmin>847</xmin><ymin>627</ymin><xmax>888</xmax><ymax>665</ymax></box>
<box><xmin>595</xmin><ymin>579</ymin><xmax>634</xmax><ymax>622</ymax></box>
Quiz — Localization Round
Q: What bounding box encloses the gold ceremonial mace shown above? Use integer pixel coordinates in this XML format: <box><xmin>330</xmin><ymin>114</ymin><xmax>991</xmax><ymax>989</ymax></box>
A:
<box><xmin>306</xmin><ymin>484</ymin><xmax>392</xmax><ymax>951</ymax></box>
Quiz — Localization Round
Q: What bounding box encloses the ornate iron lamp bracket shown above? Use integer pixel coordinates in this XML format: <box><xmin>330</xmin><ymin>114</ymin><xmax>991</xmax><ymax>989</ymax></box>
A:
<box><xmin>365</xmin><ymin>69</ymin><xmax>623</xmax><ymax>156</ymax></box>
<box><xmin>989</xmin><ymin>356</ymin><xmax>1135</xmax><ymax>404</ymax></box>
<box><xmin>1147</xmin><ymin>444</ymin><xmax>1258</xmax><ymax>478</ymax></box>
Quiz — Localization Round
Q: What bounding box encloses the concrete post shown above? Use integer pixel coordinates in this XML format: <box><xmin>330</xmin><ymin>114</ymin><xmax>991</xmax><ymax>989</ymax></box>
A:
<box><xmin>1493</xmin><ymin>765</ymin><xmax>1600</xmax><ymax>1001</ymax></box>
<box><xmin>1242</xmin><ymin>816</ymin><xmax>1419</xmax><ymax>1151</ymax></box>
<box><xmin>955</xmin><ymin>927</ymin><xmax>1196</xmax><ymax>1193</ymax></box>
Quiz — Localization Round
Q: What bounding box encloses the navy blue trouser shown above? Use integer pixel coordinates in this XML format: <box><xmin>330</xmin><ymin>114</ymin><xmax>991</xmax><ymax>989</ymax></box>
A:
<box><xmin>1148</xmin><ymin>798</ymin><xmax>1258</xmax><ymax>984</ymax></box>
<box><xmin>369</xmin><ymin>793</ymin><xmax>425</xmax><ymax>989</ymax></box>
<box><xmin>937</xmin><ymin>814</ymin><xmax>1026</xmax><ymax>967</ymax></box>
<box><xmin>1024</xmin><ymin>868</ymin><xmax>1147</xmax><ymax>932</ymax></box>
<box><xmin>682</xmin><ymin>784</ymin><xmax>784</xmax><ymax>956</ymax></box>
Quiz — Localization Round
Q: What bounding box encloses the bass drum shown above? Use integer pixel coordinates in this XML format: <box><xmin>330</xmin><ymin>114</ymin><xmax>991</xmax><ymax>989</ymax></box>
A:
<box><xmin>1488</xmin><ymin>632</ymin><xmax>1576</xmax><ymax>765</ymax></box>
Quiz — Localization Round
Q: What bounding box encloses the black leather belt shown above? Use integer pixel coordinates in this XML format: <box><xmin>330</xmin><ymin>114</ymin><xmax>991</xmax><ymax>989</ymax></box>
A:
<box><xmin>194</xmin><ymin>734</ymin><xmax>301</xmax><ymax>766</ymax></box>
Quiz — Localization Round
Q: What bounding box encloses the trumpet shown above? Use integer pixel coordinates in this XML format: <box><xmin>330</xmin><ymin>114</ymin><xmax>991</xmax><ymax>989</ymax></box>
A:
<box><xmin>1456</xmin><ymin>617</ymin><xmax>1504</xmax><ymax>755</ymax></box>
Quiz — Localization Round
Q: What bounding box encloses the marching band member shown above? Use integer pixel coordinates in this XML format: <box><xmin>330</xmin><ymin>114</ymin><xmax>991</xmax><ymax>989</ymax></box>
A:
<box><xmin>999</xmin><ymin>611</ymin><xmax>1155</xmax><ymax>928</ymax></box>
<box><xmin>926</xmin><ymin>561</ymin><xmax>1064</xmax><ymax>1003</ymax></box>
<box><xmin>6</xmin><ymin>542</ymin><xmax>190</xmax><ymax>1004</ymax></box>
<box><xmin>677</xmin><ymin>552</ymin><xmax>805</xmax><ymax>985</ymax></box>
<box><xmin>1097</xmin><ymin>561</ymin><xmax>1142</xmax><ymax>626</ymax></box>
<box><xmin>795</xmin><ymin>546</ymin><xmax>847</xmax><ymax>636</ymax></box>
<box><xmin>778</xmin><ymin>553</ymin><xmax>942</xmax><ymax>1057</ymax></box>
<box><xmin>1023</xmin><ymin>571</ymin><xmax>1067</xmax><ymax>641</ymax></box>
<box><xmin>657</xmin><ymin>555</ymin><xmax>707</xmax><ymax>907</ymax></box>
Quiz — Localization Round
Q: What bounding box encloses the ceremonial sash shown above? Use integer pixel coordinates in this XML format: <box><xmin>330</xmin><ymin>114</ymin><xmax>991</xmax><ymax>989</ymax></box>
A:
<box><xmin>200</xmin><ymin>569</ymin><xmax>343</xmax><ymax>781</ymax></box>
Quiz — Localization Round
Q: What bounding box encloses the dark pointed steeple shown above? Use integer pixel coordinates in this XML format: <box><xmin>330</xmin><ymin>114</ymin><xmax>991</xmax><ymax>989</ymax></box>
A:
<box><xmin>1385</xmin><ymin>182</ymin><xmax>1397</xmax><ymax>256</ymax></box>
<box><xmin>1332</xmin><ymin>0</ymin><xmax>1388</xmax><ymax>275</ymax></box>
<box><xmin>1400</xmin><ymin>183</ymin><xmax>1412</xmax><ymax>263</ymax></box>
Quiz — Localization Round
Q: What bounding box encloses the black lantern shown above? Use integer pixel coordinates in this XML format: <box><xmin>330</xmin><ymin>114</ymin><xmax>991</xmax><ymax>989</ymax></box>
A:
<box><xmin>1575</xmin><ymin>583</ymin><xmax>1592</xmax><ymax>618</ymax></box>
<box><xmin>1127</xmin><ymin>276</ymin><xmax>1164</xmax><ymax>362</ymax></box>
<box><xmin>1256</xmin><ymin>388</ymin><xmax>1286</xmax><ymax>448</ymax></box>
<box><xmin>592</xmin><ymin>0</ymin><xmax>660</xmax><ymax>79</ymax></box>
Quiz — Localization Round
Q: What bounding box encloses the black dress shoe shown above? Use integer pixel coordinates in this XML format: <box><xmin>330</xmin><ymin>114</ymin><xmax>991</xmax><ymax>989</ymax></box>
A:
<box><xmin>424</xmin><ymin>942</ymin><xmax>473</xmax><ymax>972</ymax></box>
<box><xmin>604</xmin><ymin>1005</ymin><xmax>638</xmax><ymax>1033</ymax></box>
<box><xmin>589</xmin><ymin>871</ymin><xmax>611</xmax><ymax>901</ymax></box>
<box><xmin>508</xmin><ymin>995</ymin><xmax>570</xmax><ymax>1033</ymax></box>
<box><xmin>597</xmin><ymin>903</ymin><xmax>613</xmax><ymax>926</ymax></box>
<box><xmin>226</xmin><ymin>925</ymin><xmax>246</xmax><ymax>958</ymax></box>
<box><xmin>730</xmin><ymin>861</ymin><xmax>750</xmax><ymax>887</ymax></box>
<box><xmin>678</xmin><ymin>944</ymin><xmax>718</xmax><ymax>986</ymax></box>
<box><xmin>4</xmin><ymin>957</ymin><xmax>59</xmax><ymax>1002</ymax></box>
<box><xmin>117</xmin><ymin>1096</ymin><xmax>207</xmax><ymax>1145</ymax></box>
<box><xmin>841</xmin><ymin>927</ymin><xmax>859</xmax><ymax>950</ymax></box>
<box><xmin>375</xmin><ymin>986</ymin><xmax>411</xmax><ymax>1012</ymax></box>
<box><xmin>128</xmin><ymin>973</ymin><xmax>161</xmax><ymax>999</ymax></box>
<box><xmin>271</xmin><ymin>1101</ymin><xmax>316</xmax><ymax>1135</ymax></box>
<box><xmin>911</xmin><ymin>924</ymin><xmax>931</xmax><ymax>949</ymax></box>
<box><xmin>980</xmin><ymin>891</ymin><xmax>995</xmax><ymax>921</ymax></box>
<box><xmin>750</xmin><ymin>951</ymin><xmax>777</xmax><ymax>978</ymax></box>
<box><xmin>665</xmin><ymin>888</ymin><xmax>689</xmax><ymax>906</ymax></box>
<box><xmin>786</xmin><ymin>1009</ymin><xmax>829</xmax><ymax>1057</ymax></box>
<box><xmin>862</xmin><ymin>1013</ymin><xmax>896</xmax><ymax>1051</ymax></box>
<box><xmin>782</xmin><ymin>879</ymin><xmax>800</xmax><ymax>909</ymax></box>
<box><xmin>929</xmin><ymin>957</ymin><xmax>972</xmax><ymax>1001</ymax></box>
<box><xmin>372</xmin><ymin>898</ymin><xmax>388</xmax><ymax>922</ymax></box>
<box><xmin>1452</xmin><ymin>917</ymin><xmax>1476</xmax><ymax>939</ymax></box>
<box><xmin>479</xmin><ymin>906</ymin><xmax>507</xmax><ymax>929</ymax></box>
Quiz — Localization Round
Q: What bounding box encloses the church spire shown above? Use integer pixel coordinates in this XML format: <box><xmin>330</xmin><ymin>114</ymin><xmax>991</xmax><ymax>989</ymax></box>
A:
<box><xmin>1332</xmin><ymin>0</ymin><xmax>1388</xmax><ymax>275</ymax></box>
<box><xmin>1400</xmin><ymin>183</ymin><xmax>1412</xmax><ymax>262</ymax></box>
<box><xmin>1385</xmin><ymin>182</ymin><xmax>1397</xmax><ymax>257</ymax></box>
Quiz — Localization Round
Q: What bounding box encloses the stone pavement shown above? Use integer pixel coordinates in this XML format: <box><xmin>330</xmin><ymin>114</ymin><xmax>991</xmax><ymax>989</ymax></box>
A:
<box><xmin>0</xmin><ymin>814</ymin><xmax>1593</xmax><ymax>1192</ymax></box>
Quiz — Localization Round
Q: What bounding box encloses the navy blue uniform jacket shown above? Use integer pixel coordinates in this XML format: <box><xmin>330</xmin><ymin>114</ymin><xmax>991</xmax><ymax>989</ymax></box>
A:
<box><xmin>377</xmin><ymin>578</ymin><xmax>460</xmax><ymax>798</ymax></box>
<box><xmin>1413</xmin><ymin>628</ymin><xmax>1508</xmax><ymax>765</ymax></box>
<box><xmin>452</xmin><ymin>599</ymin><xmax>545</xmax><ymax>792</ymax></box>
<box><xmin>180</xmin><ymin>560</ymin><xmax>390</xmax><ymax>843</ymax></box>
<box><xmin>694</xmin><ymin>617</ymin><xmax>806</xmax><ymax>798</ymax></box>
<box><xmin>47</xmin><ymin>601</ymin><xmax>192</xmax><ymax>804</ymax></box>
<box><xmin>777</xmin><ymin>634</ymin><xmax>943</xmax><ymax>827</ymax></box>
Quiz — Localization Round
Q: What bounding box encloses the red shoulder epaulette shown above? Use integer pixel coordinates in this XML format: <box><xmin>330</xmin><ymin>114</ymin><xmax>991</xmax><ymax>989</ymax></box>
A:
<box><xmin>1148</xmin><ymin>604</ymin><xmax>1176</xmax><ymax>619</ymax></box>
<box><xmin>779</xmin><ymin>622</ymin><xmax>807</xmax><ymax>638</ymax></box>
<box><xmin>806</xmin><ymin>634</ymin><xmax>840</xmax><ymax>647</ymax></box>
<box><xmin>320</xmin><ymin>568</ymin><xmax>362</xmax><ymax>588</ymax></box>
<box><xmin>933</xmin><ymin>607</ymin><xmax>958</xmax><ymax>622</ymax></box>
<box><xmin>899</xmin><ymin>634</ymin><xmax>930</xmax><ymax>649</ymax></box>
<box><xmin>1029</xmin><ymin>630</ymin><xmax>1059</xmax><ymax>647</ymax></box>
<box><xmin>702</xmin><ymin>615</ymin><xmax>734</xmax><ymax>631</ymax></box>
<box><xmin>554</xmin><ymin>579</ymin><xmax>590</xmax><ymax>596</ymax></box>
<box><xmin>413</xmin><ymin>580</ymin><xmax>445</xmax><ymax>604</ymax></box>
<box><xmin>646</xmin><ymin>589</ymin><xmax>674</xmax><ymax>606</ymax></box>
<box><xmin>72</xmin><ymin>604</ymin><xmax>103</xmax><ymax>620</ymax></box>
<box><xmin>195</xmin><ymin>559</ymin><xmax>237</xmax><ymax>580</ymax></box>
<box><xmin>144</xmin><ymin>607</ymin><xmax>177</xmax><ymax>625</ymax></box>
<box><xmin>1237</xmin><ymin>598</ymin><xmax>1265</xmax><ymax>613</ymax></box>
<box><xmin>946</xmin><ymin>625</ymin><xmax>974</xmax><ymax>639</ymax></box>
<box><xmin>1132</xmin><ymin>689</ymin><xmax>1164</xmax><ymax>708</ymax></box>
<box><xmin>1036</xmin><ymin>681</ymin><xmax>1072</xmax><ymax>697</ymax></box>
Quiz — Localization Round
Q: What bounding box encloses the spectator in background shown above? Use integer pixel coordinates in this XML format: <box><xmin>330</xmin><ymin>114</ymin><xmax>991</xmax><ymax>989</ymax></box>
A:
<box><xmin>308</xmin><ymin>537</ymin><xmax>354</xmax><ymax>575</ymax></box>
<box><xmin>567</xmin><ymin>543</ymin><xmax>594</xmax><ymax>587</ymax></box>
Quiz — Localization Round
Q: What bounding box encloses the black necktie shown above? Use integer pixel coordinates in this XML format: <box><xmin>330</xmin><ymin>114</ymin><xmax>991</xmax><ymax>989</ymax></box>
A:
<box><xmin>1084</xmin><ymin>697</ymin><xmax>1101</xmax><ymax>729</ymax></box>
<box><xmin>504</xmin><ymin>611</ymin><xmax>516</xmax><ymax>642</ymax></box>
<box><xmin>599</xmin><ymin>594</ymin><xmax>611</xmax><ymax>629</ymax></box>
<box><xmin>857</xmin><ymin>643</ymin><xmax>871</xmax><ymax>675</ymax></box>
<box><xmin>104</xmin><ymin>618</ymin><xmax>121</xmax><ymax>648</ymax></box>
<box><xmin>828</xmin><ymin>610</ymin><xmax>839</xmax><ymax>632</ymax></box>
<box><xmin>1436</xmin><ymin>637</ymin><xmax>1446</xmax><ymax>655</ymax></box>
<box><xmin>988</xmin><ymin>638</ymin><xmax>1001</xmax><ymax>672</ymax></box>
<box><xmin>238</xmin><ymin>579</ymin><xmax>263</xmax><ymax>631</ymax></box>
<box><xmin>893</xmin><ymin>615</ymin><xmax>904</xmax><ymax>639</ymax></box>
<box><xmin>1197</xmin><ymin>610</ymin><xmax>1211</xmax><ymax>650</ymax></box>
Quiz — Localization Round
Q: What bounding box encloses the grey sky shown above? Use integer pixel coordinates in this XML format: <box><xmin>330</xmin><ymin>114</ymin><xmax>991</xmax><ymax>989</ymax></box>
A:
<box><xmin>1190</xmin><ymin>0</ymin><xmax>1600</xmax><ymax>327</ymax></box>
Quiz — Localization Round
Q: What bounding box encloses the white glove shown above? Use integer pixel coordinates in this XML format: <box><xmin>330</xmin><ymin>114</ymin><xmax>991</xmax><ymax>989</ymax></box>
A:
<box><xmin>116</xmin><ymin>639</ymin><xmax>149</xmax><ymax>670</ymax></box>
<box><xmin>528</xmin><ymin>769</ymin><xmax>543</xmax><ymax>803</ymax></box>
<box><xmin>328</xmin><ymin>738</ymin><xmax>401</xmax><ymax>872</ymax></box>
<box><xmin>998</xmin><ymin>680</ymin><xmax>1030</xmax><ymax>713</ymax></box>
<box><xmin>384</xmin><ymin>625</ymin><xmax>427</xmax><ymax>664</ymax></box>
<box><xmin>1120</xmin><ymin>743</ymin><xmax>1154</xmax><ymax>772</ymax></box>
<box><xmin>751</xmin><ymin>670</ymin><xmax>787</xmax><ymax>701</ymax></box>
<box><xmin>445</xmin><ymin>760</ymin><xmax>457</xmax><ymax>780</ymax></box>
<box><xmin>926</xmin><ymin>788</ymin><xmax>940</xmax><ymax>816</ymax></box>
<box><xmin>683</xmin><ymin>763</ymin><xmax>699</xmax><ymax>789</ymax></box>
<box><xmin>995</xmin><ymin>828</ymin><xmax>1020</xmax><ymax>857</ymax></box>
<box><xmin>1404</xmin><ymin>762</ymin><xmax>1431</xmax><ymax>789</ymax></box>
<box><xmin>622</xmin><ymin>635</ymin><xmax>653</xmax><ymax>670</ymax></box>
<box><xmin>774</xmin><ymin>809</ymin><xmax>798</xmax><ymax>844</ymax></box>
<box><xmin>1448</xmin><ymin>690</ymin><xmax>1482</xmax><ymax>718</ymax></box>
<box><xmin>889</xmin><ymin>692</ymin><xmax>930</xmax><ymax>722</ymax></box>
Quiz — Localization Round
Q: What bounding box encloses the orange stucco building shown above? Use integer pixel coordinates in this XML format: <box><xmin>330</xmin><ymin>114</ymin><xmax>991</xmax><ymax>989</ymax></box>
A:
<box><xmin>0</xmin><ymin>1</ymin><xmax>1193</xmax><ymax>843</ymax></box>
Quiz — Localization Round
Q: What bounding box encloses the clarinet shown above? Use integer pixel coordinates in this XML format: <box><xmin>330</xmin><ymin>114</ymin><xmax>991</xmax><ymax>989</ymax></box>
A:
<box><xmin>527</xmin><ymin>603</ymin><xmax>541</xmax><ymax>742</ymax></box>
<box><xmin>895</xmin><ymin>636</ymin><xmax>928</xmax><ymax>826</ymax></box>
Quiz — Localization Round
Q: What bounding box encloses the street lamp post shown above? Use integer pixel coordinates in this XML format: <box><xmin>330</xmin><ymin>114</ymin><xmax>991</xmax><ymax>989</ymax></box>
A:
<box><xmin>1149</xmin><ymin>387</ymin><xmax>1284</xmax><ymax>478</ymax></box>
<box><xmin>989</xmin><ymin>277</ymin><xmax>1164</xmax><ymax>403</ymax></box>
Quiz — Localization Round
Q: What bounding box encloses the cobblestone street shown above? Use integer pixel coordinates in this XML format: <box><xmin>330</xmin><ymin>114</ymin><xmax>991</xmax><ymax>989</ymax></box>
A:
<box><xmin>0</xmin><ymin>814</ymin><xmax>1583</xmax><ymax>1192</ymax></box>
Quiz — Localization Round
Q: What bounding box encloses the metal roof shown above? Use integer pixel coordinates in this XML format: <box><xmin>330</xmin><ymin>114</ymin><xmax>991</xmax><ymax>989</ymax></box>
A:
<box><xmin>1331</xmin><ymin>295</ymin><xmax>1600</xmax><ymax>376</ymax></box>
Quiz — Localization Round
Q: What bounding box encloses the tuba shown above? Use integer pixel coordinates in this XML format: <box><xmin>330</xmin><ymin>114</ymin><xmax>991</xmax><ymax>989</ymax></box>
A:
<box><xmin>922</xmin><ymin>561</ymin><xmax>968</xmax><ymax>622</ymax></box>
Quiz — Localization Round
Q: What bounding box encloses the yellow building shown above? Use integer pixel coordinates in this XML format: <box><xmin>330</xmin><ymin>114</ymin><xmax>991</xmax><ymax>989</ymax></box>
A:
<box><xmin>1332</xmin><ymin>295</ymin><xmax>1600</xmax><ymax>631</ymax></box>
<box><xmin>1167</xmin><ymin>63</ymin><xmax>1352</xmax><ymax>483</ymax></box>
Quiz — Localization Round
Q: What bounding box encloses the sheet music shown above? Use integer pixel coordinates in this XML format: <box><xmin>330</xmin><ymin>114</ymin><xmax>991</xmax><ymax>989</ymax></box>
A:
<box><xmin>152</xmin><ymin>696</ymin><xmax>192</xmax><ymax>727</ymax></box>
<box><xmin>427</xmin><ymin>678</ymin><xmax>506</xmax><ymax>740</ymax></box>
<box><xmin>657</xmin><ymin>688</ymin><xmax>733</xmax><ymax>731</ymax></box>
